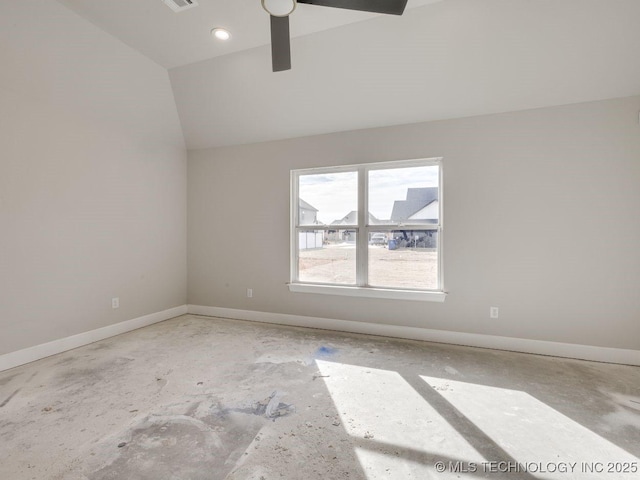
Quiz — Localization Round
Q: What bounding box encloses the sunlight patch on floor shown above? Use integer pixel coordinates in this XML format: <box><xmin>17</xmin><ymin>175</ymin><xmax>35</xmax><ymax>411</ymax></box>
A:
<box><xmin>317</xmin><ymin>360</ymin><xmax>484</xmax><ymax>479</ymax></box>
<box><xmin>421</xmin><ymin>376</ymin><xmax>639</xmax><ymax>479</ymax></box>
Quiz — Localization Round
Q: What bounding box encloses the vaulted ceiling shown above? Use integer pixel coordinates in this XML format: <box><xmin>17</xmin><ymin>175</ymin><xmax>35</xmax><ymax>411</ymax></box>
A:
<box><xmin>58</xmin><ymin>0</ymin><xmax>640</xmax><ymax>149</ymax></box>
<box><xmin>58</xmin><ymin>0</ymin><xmax>443</xmax><ymax>69</ymax></box>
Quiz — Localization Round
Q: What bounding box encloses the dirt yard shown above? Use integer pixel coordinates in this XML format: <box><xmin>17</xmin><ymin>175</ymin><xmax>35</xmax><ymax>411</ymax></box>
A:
<box><xmin>298</xmin><ymin>243</ymin><xmax>438</xmax><ymax>289</ymax></box>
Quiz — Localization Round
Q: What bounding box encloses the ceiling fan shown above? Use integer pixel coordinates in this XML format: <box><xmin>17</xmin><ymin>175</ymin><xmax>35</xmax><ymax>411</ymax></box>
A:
<box><xmin>261</xmin><ymin>0</ymin><xmax>408</xmax><ymax>72</ymax></box>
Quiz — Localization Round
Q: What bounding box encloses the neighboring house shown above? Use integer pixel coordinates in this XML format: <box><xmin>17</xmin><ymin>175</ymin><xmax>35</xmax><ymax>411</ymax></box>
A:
<box><xmin>389</xmin><ymin>187</ymin><xmax>439</xmax><ymax>248</ymax></box>
<box><xmin>390</xmin><ymin>187</ymin><xmax>439</xmax><ymax>224</ymax></box>
<box><xmin>299</xmin><ymin>198</ymin><xmax>319</xmax><ymax>225</ymax></box>
<box><xmin>327</xmin><ymin>211</ymin><xmax>381</xmax><ymax>242</ymax></box>
<box><xmin>298</xmin><ymin>199</ymin><xmax>323</xmax><ymax>250</ymax></box>
<box><xmin>325</xmin><ymin>188</ymin><xmax>439</xmax><ymax>244</ymax></box>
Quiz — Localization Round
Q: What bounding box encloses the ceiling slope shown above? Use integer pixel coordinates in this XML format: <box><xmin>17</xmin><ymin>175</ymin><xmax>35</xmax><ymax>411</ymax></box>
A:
<box><xmin>57</xmin><ymin>0</ymin><xmax>441</xmax><ymax>69</ymax></box>
<box><xmin>169</xmin><ymin>0</ymin><xmax>640</xmax><ymax>149</ymax></box>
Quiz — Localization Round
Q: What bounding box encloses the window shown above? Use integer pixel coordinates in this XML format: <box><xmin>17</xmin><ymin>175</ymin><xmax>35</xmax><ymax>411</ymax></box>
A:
<box><xmin>290</xmin><ymin>158</ymin><xmax>445</xmax><ymax>302</ymax></box>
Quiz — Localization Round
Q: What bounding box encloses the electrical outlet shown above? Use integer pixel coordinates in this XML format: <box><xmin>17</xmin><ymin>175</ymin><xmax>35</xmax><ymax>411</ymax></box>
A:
<box><xmin>490</xmin><ymin>306</ymin><xmax>499</xmax><ymax>319</ymax></box>
<box><xmin>247</xmin><ymin>288</ymin><xmax>253</xmax><ymax>298</ymax></box>
<box><xmin>112</xmin><ymin>297</ymin><xmax>120</xmax><ymax>309</ymax></box>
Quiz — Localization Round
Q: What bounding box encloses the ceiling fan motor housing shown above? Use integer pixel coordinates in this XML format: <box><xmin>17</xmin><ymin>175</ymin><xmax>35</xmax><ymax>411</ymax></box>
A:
<box><xmin>262</xmin><ymin>0</ymin><xmax>297</xmax><ymax>17</ymax></box>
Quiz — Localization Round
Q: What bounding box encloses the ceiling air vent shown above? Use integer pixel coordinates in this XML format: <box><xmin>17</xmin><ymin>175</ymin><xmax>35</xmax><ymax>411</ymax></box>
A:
<box><xmin>162</xmin><ymin>0</ymin><xmax>198</xmax><ymax>13</ymax></box>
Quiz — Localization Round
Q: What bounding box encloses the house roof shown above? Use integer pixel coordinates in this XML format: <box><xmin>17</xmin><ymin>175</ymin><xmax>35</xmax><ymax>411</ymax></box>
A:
<box><xmin>299</xmin><ymin>199</ymin><xmax>318</xmax><ymax>212</ymax></box>
<box><xmin>331</xmin><ymin>211</ymin><xmax>381</xmax><ymax>225</ymax></box>
<box><xmin>390</xmin><ymin>187</ymin><xmax>438</xmax><ymax>222</ymax></box>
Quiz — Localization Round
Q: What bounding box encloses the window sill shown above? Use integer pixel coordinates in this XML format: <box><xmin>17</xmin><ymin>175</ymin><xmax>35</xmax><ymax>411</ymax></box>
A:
<box><xmin>287</xmin><ymin>283</ymin><xmax>447</xmax><ymax>302</ymax></box>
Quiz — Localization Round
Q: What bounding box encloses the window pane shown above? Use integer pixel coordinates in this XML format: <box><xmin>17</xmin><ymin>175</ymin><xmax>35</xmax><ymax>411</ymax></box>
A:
<box><xmin>299</xmin><ymin>172</ymin><xmax>357</xmax><ymax>226</ymax></box>
<box><xmin>368</xmin><ymin>230</ymin><xmax>438</xmax><ymax>290</ymax></box>
<box><xmin>298</xmin><ymin>231</ymin><xmax>356</xmax><ymax>284</ymax></box>
<box><xmin>368</xmin><ymin>165</ymin><xmax>439</xmax><ymax>224</ymax></box>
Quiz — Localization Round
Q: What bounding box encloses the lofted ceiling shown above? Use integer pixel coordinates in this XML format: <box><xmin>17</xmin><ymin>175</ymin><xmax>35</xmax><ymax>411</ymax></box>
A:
<box><xmin>57</xmin><ymin>0</ymin><xmax>442</xmax><ymax>69</ymax></box>
<box><xmin>57</xmin><ymin>0</ymin><xmax>640</xmax><ymax>150</ymax></box>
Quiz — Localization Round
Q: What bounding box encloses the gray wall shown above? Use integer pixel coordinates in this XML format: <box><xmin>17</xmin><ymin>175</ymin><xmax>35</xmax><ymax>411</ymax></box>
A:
<box><xmin>0</xmin><ymin>1</ymin><xmax>187</xmax><ymax>354</ymax></box>
<box><xmin>188</xmin><ymin>96</ymin><xmax>640</xmax><ymax>350</ymax></box>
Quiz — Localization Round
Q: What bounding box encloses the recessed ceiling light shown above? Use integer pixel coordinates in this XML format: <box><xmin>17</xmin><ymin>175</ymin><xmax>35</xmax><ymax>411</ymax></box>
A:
<box><xmin>211</xmin><ymin>28</ymin><xmax>231</xmax><ymax>41</ymax></box>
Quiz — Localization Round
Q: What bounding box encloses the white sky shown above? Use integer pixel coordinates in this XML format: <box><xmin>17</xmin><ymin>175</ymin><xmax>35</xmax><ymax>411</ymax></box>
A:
<box><xmin>299</xmin><ymin>165</ymin><xmax>439</xmax><ymax>224</ymax></box>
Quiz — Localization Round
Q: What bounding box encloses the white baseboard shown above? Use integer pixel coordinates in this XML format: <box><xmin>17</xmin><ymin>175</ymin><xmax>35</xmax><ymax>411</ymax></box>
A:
<box><xmin>188</xmin><ymin>305</ymin><xmax>640</xmax><ymax>366</ymax></box>
<box><xmin>0</xmin><ymin>305</ymin><xmax>188</xmax><ymax>372</ymax></box>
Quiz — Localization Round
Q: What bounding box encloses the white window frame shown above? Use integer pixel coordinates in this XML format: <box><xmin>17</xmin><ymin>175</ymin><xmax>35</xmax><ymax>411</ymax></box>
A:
<box><xmin>289</xmin><ymin>158</ymin><xmax>446</xmax><ymax>302</ymax></box>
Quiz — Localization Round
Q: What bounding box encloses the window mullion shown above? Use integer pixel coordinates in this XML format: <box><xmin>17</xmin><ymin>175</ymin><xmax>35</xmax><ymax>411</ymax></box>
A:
<box><xmin>438</xmin><ymin>161</ymin><xmax>444</xmax><ymax>291</ymax></box>
<box><xmin>357</xmin><ymin>167</ymin><xmax>367</xmax><ymax>287</ymax></box>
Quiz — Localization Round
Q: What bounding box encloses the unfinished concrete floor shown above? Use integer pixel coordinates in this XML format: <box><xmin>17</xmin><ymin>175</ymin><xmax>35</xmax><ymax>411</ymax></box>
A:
<box><xmin>1</xmin><ymin>315</ymin><xmax>639</xmax><ymax>480</ymax></box>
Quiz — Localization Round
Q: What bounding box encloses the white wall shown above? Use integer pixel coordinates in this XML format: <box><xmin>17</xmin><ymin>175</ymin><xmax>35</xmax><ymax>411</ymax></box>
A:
<box><xmin>409</xmin><ymin>201</ymin><xmax>439</xmax><ymax>221</ymax></box>
<box><xmin>0</xmin><ymin>1</ymin><xmax>187</xmax><ymax>355</ymax></box>
<box><xmin>188</xmin><ymin>96</ymin><xmax>640</xmax><ymax>351</ymax></box>
<box><xmin>299</xmin><ymin>232</ymin><xmax>324</xmax><ymax>250</ymax></box>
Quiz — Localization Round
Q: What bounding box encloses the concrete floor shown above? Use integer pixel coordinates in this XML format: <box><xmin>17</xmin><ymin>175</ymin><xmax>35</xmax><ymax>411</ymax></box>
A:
<box><xmin>1</xmin><ymin>315</ymin><xmax>639</xmax><ymax>480</ymax></box>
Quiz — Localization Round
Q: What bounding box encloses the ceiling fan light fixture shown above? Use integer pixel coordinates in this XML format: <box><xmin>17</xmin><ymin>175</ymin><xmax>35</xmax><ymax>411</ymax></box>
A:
<box><xmin>262</xmin><ymin>0</ymin><xmax>297</xmax><ymax>17</ymax></box>
<box><xmin>263</xmin><ymin>0</ymin><xmax>408</xmax><ymax>72</ymax></box>
<box><xmin>211</xmin><ymin>28</ymin><xmax>231</xmax><ymax>41</ymax></box>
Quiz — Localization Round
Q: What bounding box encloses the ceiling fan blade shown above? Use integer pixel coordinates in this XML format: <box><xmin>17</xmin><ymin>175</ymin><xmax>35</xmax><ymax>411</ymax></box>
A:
<box><xmin>270</xmin><ymin>15</ymin><xmax>291</xmax><ymax>72</ymax></box>
<box><xmin>297</xmin><ymin>0</ymin><xmax>408</xmax><ymax>15</ymax></box>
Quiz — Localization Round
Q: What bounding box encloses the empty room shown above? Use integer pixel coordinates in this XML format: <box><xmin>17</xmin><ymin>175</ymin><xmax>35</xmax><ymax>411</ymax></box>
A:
<box><xmin>1</xmin><ymin>1</ymin><xmax>640</xmax><ymax>479</ymax></box>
